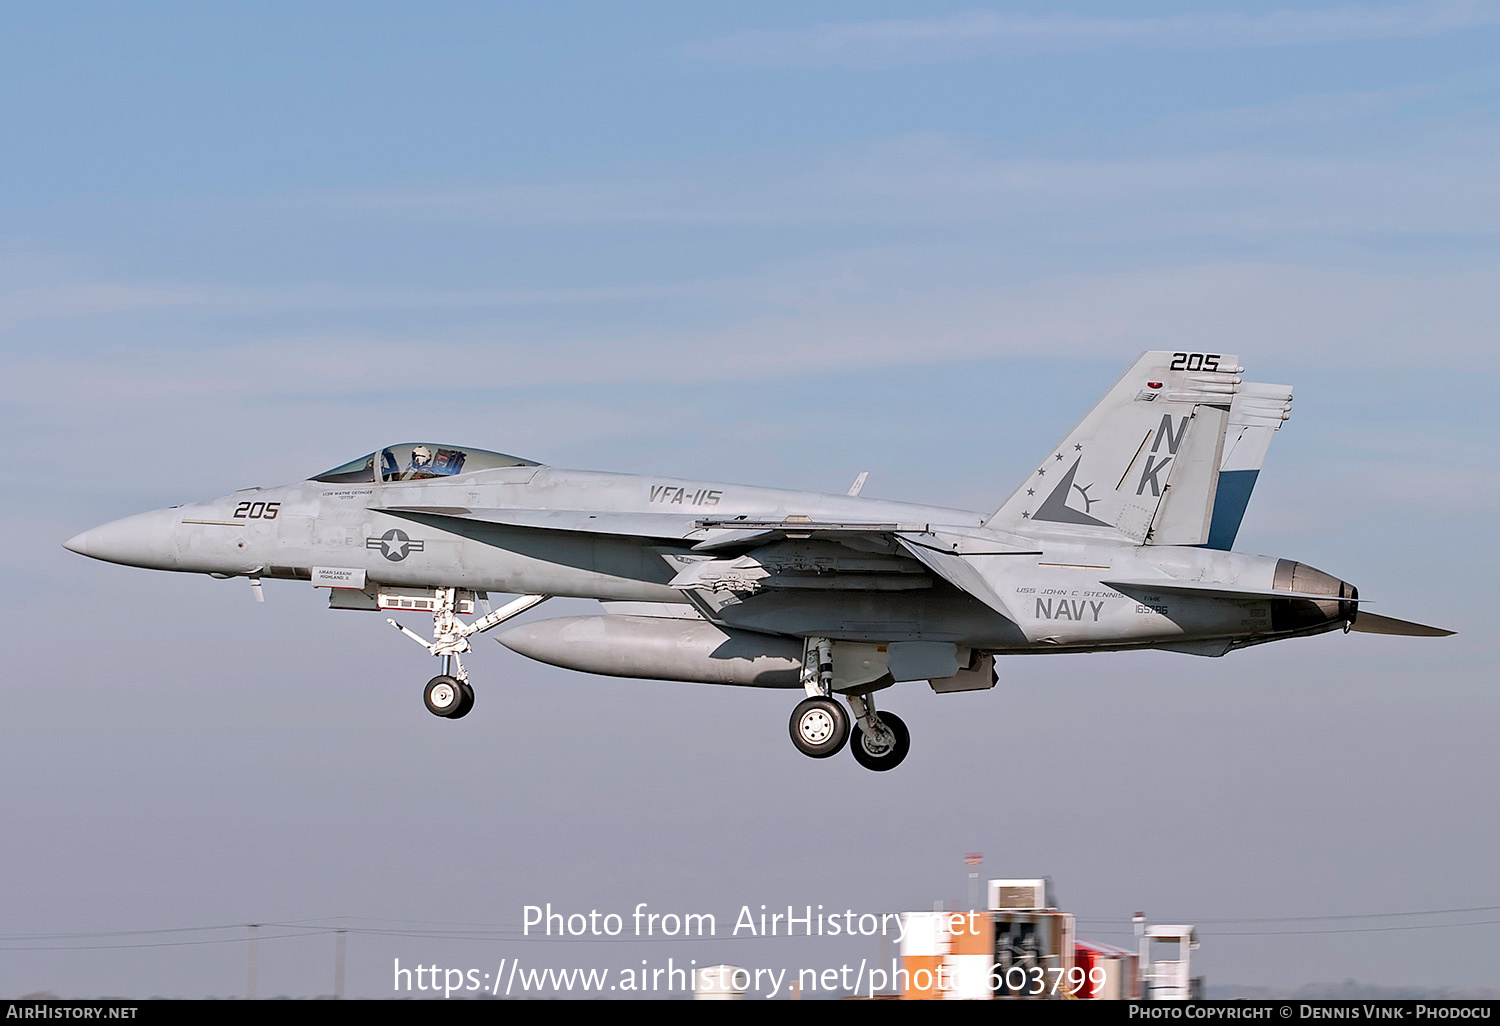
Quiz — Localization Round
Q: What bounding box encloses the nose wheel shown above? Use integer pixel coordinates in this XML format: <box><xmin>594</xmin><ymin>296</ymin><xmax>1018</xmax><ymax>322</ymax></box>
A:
<box><xmin>424</xmin><ymin>675</ymin><xmax>474</xmax><ymax>719</ymax></box>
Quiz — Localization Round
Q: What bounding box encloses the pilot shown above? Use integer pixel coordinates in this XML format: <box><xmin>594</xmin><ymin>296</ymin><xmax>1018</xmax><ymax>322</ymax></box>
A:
<box><xmin>404</xmin><ymin>445</ymin><xmax>434</xmax><ymax>479</ymax></box>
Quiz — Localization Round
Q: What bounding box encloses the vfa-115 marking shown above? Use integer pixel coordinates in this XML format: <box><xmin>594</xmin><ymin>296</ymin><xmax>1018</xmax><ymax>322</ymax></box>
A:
<box><xmin>65</xmin><ymin>355</ymin><xmax>1452</xmax><ymax>771</ymax></box>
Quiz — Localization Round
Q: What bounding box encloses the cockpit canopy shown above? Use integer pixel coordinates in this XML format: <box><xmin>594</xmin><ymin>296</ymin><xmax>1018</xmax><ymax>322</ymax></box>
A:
<box><xmin>312</xmin><ymin>443</ymin><xmax>540</xmax><ymax>484</ymax></box>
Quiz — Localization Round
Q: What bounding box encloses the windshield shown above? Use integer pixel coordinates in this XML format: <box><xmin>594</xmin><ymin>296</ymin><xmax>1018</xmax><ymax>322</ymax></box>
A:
<box><xmin>311</xmin><ymin>444</ymin><xmax>539</xmax><ymax>484</ymax></box>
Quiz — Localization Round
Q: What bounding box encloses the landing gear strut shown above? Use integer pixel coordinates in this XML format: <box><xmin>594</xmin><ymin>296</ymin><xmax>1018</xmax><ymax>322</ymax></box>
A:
<box><xmin>389</xmin><ymin>589</ymin><xmax>548</xmax><ymax>719</ymax></box>
<box><xmin>788</xmin><ymin>637</ymin><xmax>849</xmax><ymax>756</ymax></box>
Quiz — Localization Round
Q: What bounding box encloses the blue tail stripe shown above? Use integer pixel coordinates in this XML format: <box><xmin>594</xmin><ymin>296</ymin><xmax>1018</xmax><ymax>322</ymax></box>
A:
<box><xmin>1203</xmin><ymin>469</ymin><xmax>1259</xmax><ymax>550</ymax></box>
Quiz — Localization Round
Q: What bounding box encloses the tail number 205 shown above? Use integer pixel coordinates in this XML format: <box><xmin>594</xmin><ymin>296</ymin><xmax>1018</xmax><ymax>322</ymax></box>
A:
<box><xmin>1170</xmin><ymin>353</ymin><xmax>1222</xmax><ymax>372</ymax></box>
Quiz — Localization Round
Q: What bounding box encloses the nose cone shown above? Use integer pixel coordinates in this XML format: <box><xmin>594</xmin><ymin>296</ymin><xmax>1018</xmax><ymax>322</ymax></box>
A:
<box><xmin>64</xmin><ymin>508</ymin><xmax>179</xmax><ymax>570</ymax></box>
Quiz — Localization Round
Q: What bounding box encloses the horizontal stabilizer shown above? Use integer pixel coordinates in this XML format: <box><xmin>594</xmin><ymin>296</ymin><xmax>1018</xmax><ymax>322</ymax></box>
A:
<box><xmin>1101</xmin><ymin>579</ymin><xmax>1367</xmax><ymax>603</ymax></box>
<box><xmin>893</xmin><ymin>538</ymin><xmax>1019</xmax><ymax>623</ymax></box>
<box><xmin>1350</xmin><ymin>612</ymin><xmax>1454</xmax><ymax>637</ymax></box>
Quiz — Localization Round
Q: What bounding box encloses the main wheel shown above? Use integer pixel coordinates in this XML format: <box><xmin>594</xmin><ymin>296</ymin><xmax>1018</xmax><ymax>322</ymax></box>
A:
<box><xmin>789</xmin><ymin>697</ymin><xmax>850</xmax><ymax>759</ymax></box>
<box><xmin>850</xmin><ymin>711</ymin><xmax>910</xmax><ymax>772</ymax></box>
<box><xmin>449</xmin><ymin>681</ymin><xmax>475</xmax><ymax>719</ymax></box>
<box><xmin>424</xmin><ymin>675</ymin><xmax>465</xmax><ymax>718</ymax></box>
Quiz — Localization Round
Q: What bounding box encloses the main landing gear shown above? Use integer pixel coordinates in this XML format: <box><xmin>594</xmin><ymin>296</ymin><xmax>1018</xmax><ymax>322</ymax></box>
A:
<box><xmin>788</xmin><ymin>639</ymin><xmax>911</xmax><ymax>771</ymax></box>
<box><xmin>389</xmin><ymin>589</ymin><xmax>548</xmax><ymax>719</ymax></box>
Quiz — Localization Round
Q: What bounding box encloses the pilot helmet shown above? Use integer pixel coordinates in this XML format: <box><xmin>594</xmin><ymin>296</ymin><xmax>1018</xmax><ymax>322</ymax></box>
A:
<box><xmin>411</xmin><ymin>445</ymin><xmax>432</xmax><ymax>466</ymax></box>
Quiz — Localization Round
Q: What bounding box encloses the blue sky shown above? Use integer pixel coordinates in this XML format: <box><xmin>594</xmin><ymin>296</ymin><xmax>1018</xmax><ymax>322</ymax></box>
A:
<box><xmin>2</xmin><ymin>1</ymin><xmax>1498</xmax><ymax>999</ymax></box>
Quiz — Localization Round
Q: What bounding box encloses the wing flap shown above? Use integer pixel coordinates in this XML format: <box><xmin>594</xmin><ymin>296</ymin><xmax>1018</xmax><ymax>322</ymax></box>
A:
<box><xmin>690</xmin><ymin>518</ymin><xmax>930</xmax><ymax>553</ymax></box>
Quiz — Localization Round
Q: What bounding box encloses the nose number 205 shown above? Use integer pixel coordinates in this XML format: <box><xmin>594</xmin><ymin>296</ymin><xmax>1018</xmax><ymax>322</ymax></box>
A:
<box><xmin>232</xmin><ymin>501</ymin><xmax>281</xmax><ymax>519</ymax></box>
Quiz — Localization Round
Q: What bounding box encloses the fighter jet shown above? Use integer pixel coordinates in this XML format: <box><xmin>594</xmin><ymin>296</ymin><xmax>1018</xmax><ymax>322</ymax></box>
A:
<box><xmin>64</xmin><ymin>351</ymin><xmax>1451</xmax><ymax>771</ymax></box>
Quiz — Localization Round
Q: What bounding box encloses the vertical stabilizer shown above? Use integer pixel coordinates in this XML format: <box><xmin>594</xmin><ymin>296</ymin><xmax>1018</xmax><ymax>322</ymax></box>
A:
<box><xmin>986</xmin><ymin>351</ymin><xmax>1243</xmax><ymax>544</ymax></box>
<box><xmin>1146</xmin><ymin>402</ymin><xmax>1229</xmax><ymax>546</ymax></box>
<box><xmin>1202</xmin><ymin>382</ymin><xmax>1293</xmax><ymax>549</ymax></box>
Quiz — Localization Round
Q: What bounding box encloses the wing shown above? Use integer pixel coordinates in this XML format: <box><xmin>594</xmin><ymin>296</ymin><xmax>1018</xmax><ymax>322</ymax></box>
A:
<box><xmin>374</xmin><ymin>505</ymin><xmax>708</xmax><ymax>540</ymax></box>
<box><xmin>378</xmin><ymin>504</ymin><xmax>1036</xmax><ymax>637</ymax></box>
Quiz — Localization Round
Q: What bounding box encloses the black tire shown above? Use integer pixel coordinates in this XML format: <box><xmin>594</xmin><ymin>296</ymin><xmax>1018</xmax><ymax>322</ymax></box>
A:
<box><xmin>788</xmin><ymin>697</ymin><xmax>850</xmax><ymax>758</ymax></box>
<box><xmin>850</xmin><ymin>711</ymin><xmax>910</xmax><ymax>772</ymax></box>
<box><xmin>424</xmin><ymin>675</ymin><xmax>464</xmax><ymax>718</ymax></box>
<box><xmin>450</xmin><ymin>682</ymin><xmax>475</xmax><ymax>719</ymax></box>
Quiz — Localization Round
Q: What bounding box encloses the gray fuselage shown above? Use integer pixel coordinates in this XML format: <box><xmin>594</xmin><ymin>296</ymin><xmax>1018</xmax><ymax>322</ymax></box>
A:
<box><xmin>67</xmin><ymin>463</ymin><xmax>1350</xmax><ymax>655</ymax></box>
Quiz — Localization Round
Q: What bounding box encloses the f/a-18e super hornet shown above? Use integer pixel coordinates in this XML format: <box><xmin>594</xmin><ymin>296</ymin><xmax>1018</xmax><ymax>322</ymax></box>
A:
<box><xmin>65</xmin><ymin>351</ymin><xmax>1451</xmax><ymax>771</ymax></box>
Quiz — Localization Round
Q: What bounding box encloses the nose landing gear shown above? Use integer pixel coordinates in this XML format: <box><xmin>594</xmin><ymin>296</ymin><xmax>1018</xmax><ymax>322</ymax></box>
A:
<box><xmin>389</xmin><ymin>589</ymin><xmax>548</xmax><ymax>719</ymax></box>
